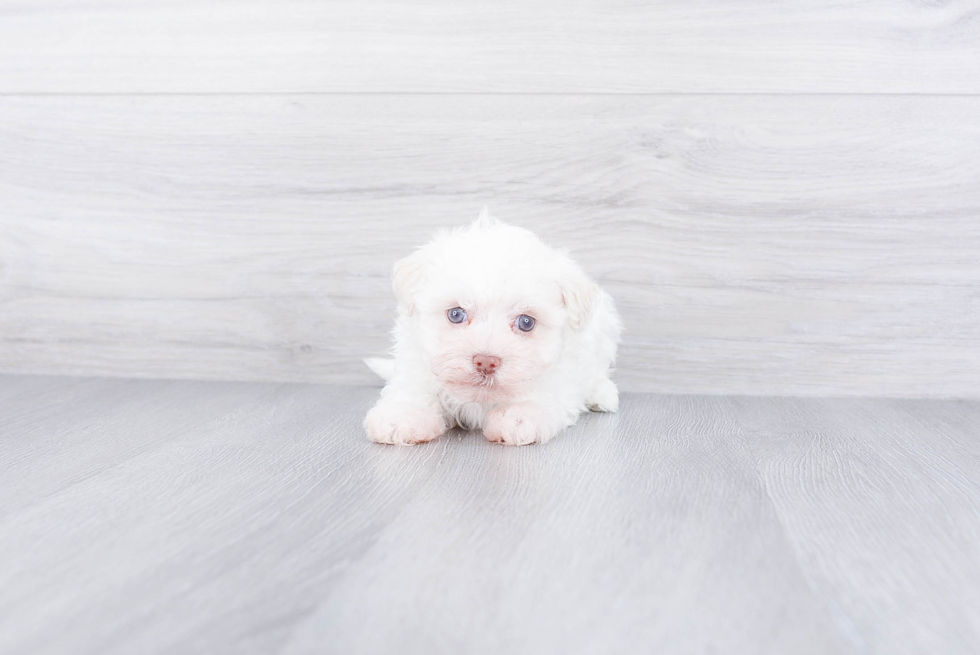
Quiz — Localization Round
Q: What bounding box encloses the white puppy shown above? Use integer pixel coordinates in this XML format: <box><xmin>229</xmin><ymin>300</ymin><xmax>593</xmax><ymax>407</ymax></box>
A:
<box><xmin>364</xmin><ymin>209</ymin><xmax>621</xmax><ymax>446</ymax></box>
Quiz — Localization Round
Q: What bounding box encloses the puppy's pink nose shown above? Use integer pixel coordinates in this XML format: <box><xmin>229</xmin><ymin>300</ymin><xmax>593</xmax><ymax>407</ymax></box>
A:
<box><xmin>473</xmin><ymin>354</ymin><xmax>501</xmax><ymax>374</ymax></box>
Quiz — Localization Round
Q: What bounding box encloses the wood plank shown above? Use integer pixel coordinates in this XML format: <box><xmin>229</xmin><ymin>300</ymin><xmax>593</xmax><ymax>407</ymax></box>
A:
<box><xmin>0</xmin><ymin>376</ymin><xmax>278</xmax><ymax>519</ymax></box>
<box><xmin>3</xmin><ymin>377</ymin><xmax>979</xmax><ymax>653</ymax></box>
<box><xmin>736</xmin><ymin>397</ymin><xmax>980</xmax><ymax>654</ymax></box>
<box><xmin>279</xmin><ymin>394</ymin><xmax>853</xmax><ymax>655</ymax></box>
<box><xmin>0</xmin><ymin>379</ymin><xmax>854</xmax><ymax>654</ymax></box>
<box><xmin>1</xmin><ymin>95</ymin><xmax>978</xmax><ymax>397</ymax></box>
<box><xmin>0</xmin><ymin>381</ymin><xmax>449</xmax><ymax>654</ymax></box>
<box><xmin>0</xmin><ymin>1</ymin><xmax>979</xmax><ymax>93</ymax></box>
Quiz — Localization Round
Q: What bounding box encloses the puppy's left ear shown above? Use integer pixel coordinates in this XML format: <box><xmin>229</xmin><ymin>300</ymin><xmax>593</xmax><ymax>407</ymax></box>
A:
<box><xmin>559</xmin><ymin>261</ymin><xmax>600</xmax><ymax>331</ymax></box>
<box><xmin>392</xmin><ymin>250</ymin><xmax>426</xmax><ymax>316</ymax></box>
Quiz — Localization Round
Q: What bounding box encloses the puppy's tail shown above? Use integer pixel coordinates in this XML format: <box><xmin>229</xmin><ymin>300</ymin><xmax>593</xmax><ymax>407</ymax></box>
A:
<box><xmin>364</xmin><ymin>357</ymin><xmax>396</xmax><ymax>382</ymax></box>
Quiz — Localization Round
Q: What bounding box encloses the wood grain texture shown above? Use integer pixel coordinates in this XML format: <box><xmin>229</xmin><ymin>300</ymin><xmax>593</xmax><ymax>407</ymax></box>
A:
<box><xmin>1</xmin><ymin>95</ymin><xmax>978</xmax><ymax>397</ymax></box>
<box><xmin>279</xmin><ymin>393</ymin><xmax>849</xmax><ymax>655</ymax></box>
<box><xmin>2</xmin><ymin>376</ymin><xmax>979</xmax><ymax>654</ymax></box>
<box><xmin>734</xmin><ymin>397</ymin><xmax>980</xmax><ymax>654</ymax></box>
<box><xmin>1</xmin><ymin>0</ymin><xmax>979</xmax><ymax>93</ymax></box>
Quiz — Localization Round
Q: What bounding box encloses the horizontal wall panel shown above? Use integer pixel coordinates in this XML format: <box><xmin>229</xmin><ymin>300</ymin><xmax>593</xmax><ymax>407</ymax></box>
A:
<box><xmin>0</xmin><ymin>95</ymin><xmax>978</xmax><ymax>397</ymax></box>
<box><xmin>1</xmin><ymin>1</ymin><xmax>979</xmax><ymax>93</ymax></box>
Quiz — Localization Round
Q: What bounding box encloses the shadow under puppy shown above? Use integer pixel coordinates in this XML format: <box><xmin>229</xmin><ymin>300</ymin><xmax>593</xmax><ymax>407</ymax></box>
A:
<box><xmin>365</xmin><ymin>209</ymin><xmax>621</xmax><ymax>446</ymax></box>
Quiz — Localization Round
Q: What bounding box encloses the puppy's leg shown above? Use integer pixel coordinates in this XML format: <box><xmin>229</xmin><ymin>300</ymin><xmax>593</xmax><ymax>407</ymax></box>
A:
<box><xmin>364</xmin><ymin>388</ymin><xmax>447</xmax><ymax>446</ymax></box>
<box><xmin>484</xmin><ymin>401</ymin><xmax>571</xmax><ymax>446</ymax></box>
<box><xmin>586</xmin><ymin>375</ymin><xmax>619</xmax><ymax>413</ymax></box>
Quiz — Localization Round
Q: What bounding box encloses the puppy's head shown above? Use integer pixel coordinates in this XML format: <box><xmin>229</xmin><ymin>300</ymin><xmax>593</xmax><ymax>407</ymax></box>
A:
<box><xmin>393</xmin><ymin>209</ymin><xmax>598</xmax><ymax>404</ymax></box>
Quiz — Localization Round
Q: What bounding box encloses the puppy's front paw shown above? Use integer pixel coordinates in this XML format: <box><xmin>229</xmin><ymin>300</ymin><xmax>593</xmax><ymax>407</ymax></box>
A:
<box><xmin>484</xmin><ymin>403</ymin><xmax>558</xmax><ymax>446</ymax></box>
<box><xmin>586</xmin><ymin>376</ymin><xmax>619</xmax><ymax>413</ymax></box>
<box><xmin>364</xmin><ymin>402</ymin><xmax>446</xmax><ymax>446</ymax></box>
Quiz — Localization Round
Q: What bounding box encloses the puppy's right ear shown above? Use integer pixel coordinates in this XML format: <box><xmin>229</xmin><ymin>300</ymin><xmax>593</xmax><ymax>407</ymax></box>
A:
<box><xmin>556</xmin><ymin>256</ymin><xmax>600</xmax><ymax>331</ymax></box>
<box><xmin>392</xmin><ymin>250</ymin><xmax>425</xmax><ymax>316</ymax></box>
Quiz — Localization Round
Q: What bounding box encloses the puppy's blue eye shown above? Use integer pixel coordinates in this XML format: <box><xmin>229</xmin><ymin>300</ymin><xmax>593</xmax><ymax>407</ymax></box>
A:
<box><xmin>516</xmin><ymin>314</ymin><xmax>535</xmax><ymax>332</ymax></box>
<box><xmin>447</xmin><ymin>307</ymin><xmax>467</xmax><ymax>324</ymax></box>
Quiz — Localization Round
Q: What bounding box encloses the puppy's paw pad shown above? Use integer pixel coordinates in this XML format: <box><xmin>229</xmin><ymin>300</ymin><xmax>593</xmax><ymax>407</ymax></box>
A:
<box><xmin>586</xmin><ymin>377</ymin><xmax>619</xmax><ymax>413</ymax></box>
<box><xmin>484</xmin><ymin>430</ymin><xmax>506</xmax><ymax>443</ymax></box>
<box><xmin>364</xmin><ymin>405</ymin><xmax>446</xmax><ymax>446</ymax></box>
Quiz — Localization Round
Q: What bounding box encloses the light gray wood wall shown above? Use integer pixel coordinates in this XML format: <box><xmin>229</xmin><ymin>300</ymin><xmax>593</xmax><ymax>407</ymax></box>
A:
<box><xmin>0</xmin><ymin>2</ymin><xmax>978</xmax><ymax>397</ymax></box>
<box><xmin>1</xmin><ymin>0</ymin><xmax>979</xmax><ymax>93</ymax></box>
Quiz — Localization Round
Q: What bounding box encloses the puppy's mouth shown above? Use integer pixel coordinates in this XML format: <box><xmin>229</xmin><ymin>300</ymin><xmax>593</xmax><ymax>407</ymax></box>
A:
<box><xmin>430</xmin><ymin>356</ymin><xmax>529</xmax><ymax>402</ymax></box>
<box><xmin>473</xmin><ymin>372</ymin><xmax>497</xmax><ymax>388</ymax></box>
<box><xmin>446</xmin><ymin>373</ymin><xmax>499</xmax><ymax>391</ymax></box>
<box><xmin>442</xmin><ymin>372</ymin><xmax>513</xmax><ymax>402</ymax></box>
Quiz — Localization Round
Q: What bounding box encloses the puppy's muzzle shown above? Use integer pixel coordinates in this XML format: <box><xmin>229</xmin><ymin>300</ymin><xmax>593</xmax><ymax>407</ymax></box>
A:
<box><xmin>472</xmin><ymin>354</ymin><xmax>501</xmax><ymax>375</ymax></box>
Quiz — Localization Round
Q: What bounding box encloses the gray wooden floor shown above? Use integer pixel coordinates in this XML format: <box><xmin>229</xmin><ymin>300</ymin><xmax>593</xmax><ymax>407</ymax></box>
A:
<box><xmin>1</xmin><ymin>375</ymin><xmax>978</xmax><ymax>654</ymax></box>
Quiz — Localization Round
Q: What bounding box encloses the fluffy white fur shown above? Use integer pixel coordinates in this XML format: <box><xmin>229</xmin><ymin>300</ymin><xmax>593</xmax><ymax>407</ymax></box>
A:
<box><xmin>364</xmin><ymin>209</ymin><xmax>622</xmax><ymax>446</ymax></box>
